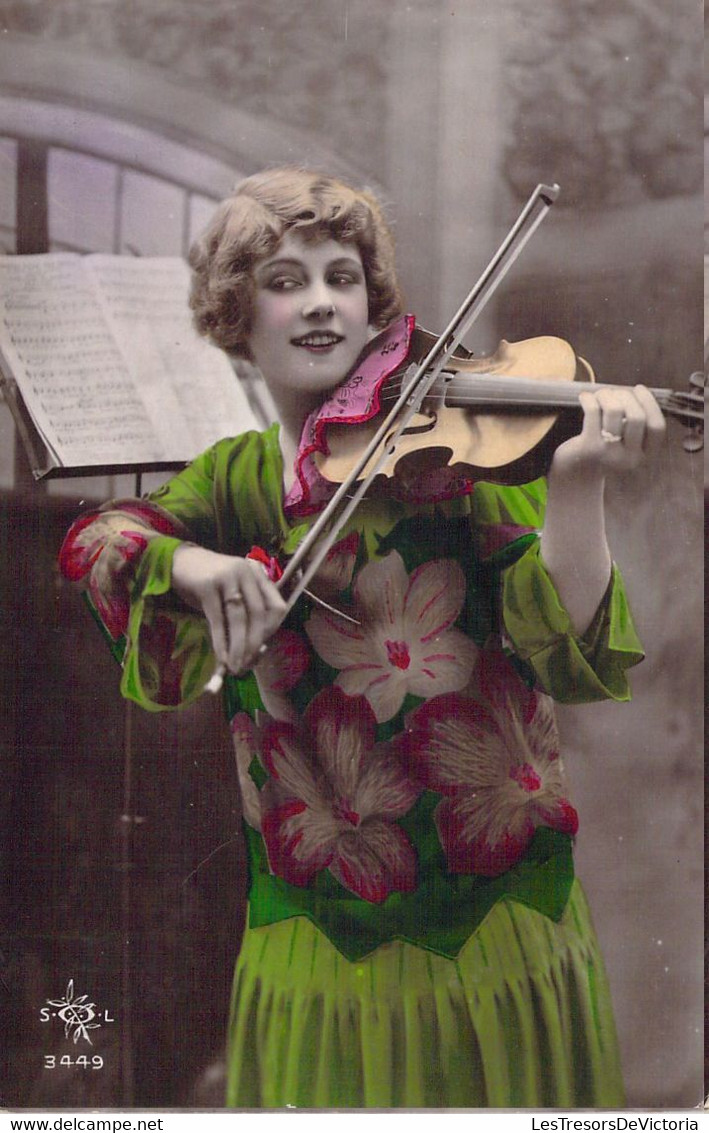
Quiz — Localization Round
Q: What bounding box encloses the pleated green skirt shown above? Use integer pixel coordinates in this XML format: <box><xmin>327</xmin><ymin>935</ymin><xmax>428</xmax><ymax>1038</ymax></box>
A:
<box><xmin>225</xmin><ymin>879</ymin><xmax>624</xmax><ymax>1109</ymax></box>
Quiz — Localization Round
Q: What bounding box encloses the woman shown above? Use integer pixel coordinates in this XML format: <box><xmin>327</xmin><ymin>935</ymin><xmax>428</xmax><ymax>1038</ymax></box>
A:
<box><xmin>60</xmin><ymin>167</ymin><xmax>665</xmax><ymax>1108</ymax></box>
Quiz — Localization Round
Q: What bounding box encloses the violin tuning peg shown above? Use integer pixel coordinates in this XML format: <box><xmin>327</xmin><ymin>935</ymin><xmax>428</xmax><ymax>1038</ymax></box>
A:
<box><xmin>682</xmin><ymin>428</ymin><xmax>703</xmax><ymax>453</ymax></box>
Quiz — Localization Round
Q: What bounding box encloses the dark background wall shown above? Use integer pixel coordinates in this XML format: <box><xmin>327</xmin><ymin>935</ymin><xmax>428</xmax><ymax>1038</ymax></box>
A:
<box><xmin>0</xmin><ymin>0</ymin><xmax>703</xmax><ymax>1110</ymax></box>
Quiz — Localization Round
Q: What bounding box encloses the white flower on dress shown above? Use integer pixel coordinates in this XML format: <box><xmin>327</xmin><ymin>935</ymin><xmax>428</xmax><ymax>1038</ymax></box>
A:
<box><xmin>399</xmin><ymin>646</ymin><xmax>578</xmax><ymax>876</ymax></box>
<box><xmin>305</xmin><ymin>551</ymin><xmax>479</xmax><ymax>723</ymax></box>
<box><xmin>259</xmin><ymin>687</ymin><xmax>419</xmax><ymax>903</ymax></box>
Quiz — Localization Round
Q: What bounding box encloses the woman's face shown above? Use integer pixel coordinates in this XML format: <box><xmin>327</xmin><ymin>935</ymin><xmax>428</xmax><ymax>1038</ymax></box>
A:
<box><xmin>248</xmin><ymin>231</ymin><xmax>372</xmax><ymax>407</ymax></box>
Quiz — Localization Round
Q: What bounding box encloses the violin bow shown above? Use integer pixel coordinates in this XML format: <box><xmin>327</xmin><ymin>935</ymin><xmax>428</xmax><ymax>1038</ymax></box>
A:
<box><xmin>277</xmin><ymin>183</ymin><xmax>560</xmax><ymax>610</ymax></box>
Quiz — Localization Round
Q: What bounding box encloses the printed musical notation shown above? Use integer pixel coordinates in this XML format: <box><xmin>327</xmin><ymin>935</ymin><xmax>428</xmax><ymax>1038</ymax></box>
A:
<box><xmin>0</xmin><ymin>253</ymin><xmax>271</xmax><ymax>476</ymax></box>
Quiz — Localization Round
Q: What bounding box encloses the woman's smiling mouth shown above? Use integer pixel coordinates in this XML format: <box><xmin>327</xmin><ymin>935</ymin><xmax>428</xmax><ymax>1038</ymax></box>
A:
<box><xmin>291</xmin><ymin>332</ymin><xmax>345</xmax><ymax>351</ymax></box>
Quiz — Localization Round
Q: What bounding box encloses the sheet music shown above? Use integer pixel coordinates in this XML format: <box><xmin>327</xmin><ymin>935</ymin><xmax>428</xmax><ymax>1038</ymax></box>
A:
<box><xmin>87</xmin><ymin>256</ymin><xmax>261</xmax><ymax>457</ymax></box>
<box><xmin>0</xmin><ymin>254</ymin><xmax>269</xmax><ymax>473</ymax></box>
<box><xmin>0</xmin><ymin>255</ymin><xmax>163</xmax><ymax>467</ymax></box>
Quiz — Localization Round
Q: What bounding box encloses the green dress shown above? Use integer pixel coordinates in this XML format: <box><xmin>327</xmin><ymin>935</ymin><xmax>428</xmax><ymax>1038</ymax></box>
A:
<box><xmin>60</xmin><ymin>422</ymin><xmax>643</xmax><ymax>1108</ymax></box>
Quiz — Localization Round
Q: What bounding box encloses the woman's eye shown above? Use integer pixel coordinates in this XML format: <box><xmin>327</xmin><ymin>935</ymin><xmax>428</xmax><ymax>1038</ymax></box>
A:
<box><xmin>268</xmin><ymin>276</ymin><xmax>300</xmax><ymax>291</ymax></box>
<box><xmin>329</xmin><ymin>272</ymin><xmax>360</xmax><ymax>287</ymax></box>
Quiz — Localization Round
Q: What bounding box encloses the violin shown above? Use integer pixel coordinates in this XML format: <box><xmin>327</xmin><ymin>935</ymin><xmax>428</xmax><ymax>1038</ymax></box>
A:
<box><xmin>312</xmin><ymin>326</ymin><xmax>704</xmax><ymax>492</ymax></box>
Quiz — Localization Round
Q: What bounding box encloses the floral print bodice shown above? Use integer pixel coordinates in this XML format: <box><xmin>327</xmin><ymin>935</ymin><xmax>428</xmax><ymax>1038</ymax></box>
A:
<box><xmin>60</xmin><ymin>424</ymin><xmax>644</xmax><ymax>959</ymax></box>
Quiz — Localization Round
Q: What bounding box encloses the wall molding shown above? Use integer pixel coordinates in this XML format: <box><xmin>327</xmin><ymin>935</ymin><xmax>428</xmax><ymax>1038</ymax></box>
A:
<box><xmin>0</xmin><ymin>36</ymin><xmax>371</xmax><ymax>192</ymax></box>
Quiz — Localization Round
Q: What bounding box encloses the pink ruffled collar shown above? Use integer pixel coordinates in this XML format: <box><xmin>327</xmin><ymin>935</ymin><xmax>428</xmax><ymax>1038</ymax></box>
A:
<box><xmin>283</xmin><ymin>314</ymin><xmax>478</xmax><ymax>517</ymax></box>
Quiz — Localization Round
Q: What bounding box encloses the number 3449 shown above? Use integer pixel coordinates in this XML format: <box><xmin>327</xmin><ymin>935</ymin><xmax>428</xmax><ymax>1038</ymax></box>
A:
<box><xmin>44</xmin><ymin>1055</ymin><xmax>104</xmax><ymax>1069</ymax></box>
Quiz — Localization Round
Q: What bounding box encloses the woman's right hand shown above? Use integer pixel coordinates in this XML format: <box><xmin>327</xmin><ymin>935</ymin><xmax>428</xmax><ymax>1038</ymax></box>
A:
<box><xmin>171</xmin><ymin>544</ymin><xmax>287</xmax><ymax>675</ymax></box>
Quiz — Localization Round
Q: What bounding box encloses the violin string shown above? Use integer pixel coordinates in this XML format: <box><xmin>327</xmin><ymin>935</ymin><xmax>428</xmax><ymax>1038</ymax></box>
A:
<box><xmin>378</xmin><ymin>377</ymin><xmax>669</xmax><ymax>401</ymax></box>
<box><xmin>375</xmin><ymin>380</ymin><xmax>701</xmax><ymax>421</ymax></box>
<box><xmin>375</xmin><ymin>396</ymin><xmax>701</xmax><ymax>422</ymax></box>
<box><xmin>377</xmin><ymin>377</ymin><xmax>591</xmax><ymax>407</ymax></box>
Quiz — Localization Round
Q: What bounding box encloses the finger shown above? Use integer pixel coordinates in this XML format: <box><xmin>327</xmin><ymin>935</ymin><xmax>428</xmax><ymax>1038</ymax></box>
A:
<box><xmin>242</xmin><ymin>559</ymin><xmax>288</xmax><ymax>630</ymax></box>
<box><xmin>231</xmin><ymin>567</ymin><xmax>270</xmax><ymax>666</ymax></box>
<box><xmin>593</xmin><ymin>388</ymin><xmax>627</xmax><ymax>442</ymax></box>
<box><xmin>203</xmin><ymin>589</ymin><xmax>230</xmax><ymax>667</ymax></box>
<box><xmin>238</xmin><ymin>570</ymin><xmax>289</xmax><ymax>673</ymax></box>
<box><xmin>225</xmin><ymin>584</ymin><xmax>268</xmax><ymax>674</ymax></box>
<box><xmin>248</xmin><ymin>562</ymin><xmax>288</xmax><ymax>625</ymax></box>
<box><xmin>577</xmin><ymin>389</ymin><xmax>620</xmax><ymax>452</ymax></box>
<box><xmin>222</xmin><ymin>590</ymin><xmax>249</xmax><ymax>673</ymax></box>
<box><xmin>577</xmin><ymin>389</ymin><xmax>603</xmax><ymax>438</ymax></box>
<box><xmin>241</xmin><ymin>640</ymin><xmax>271</xmax><ymax>675</ymax></box>
<box><xmin>633</xmin><ymin>385</ymin><xmax>666</xmax><ymax>454</ymax></box>
<box><xmin>611</xmin><ymin>390</ymin><xmax>645</xmax><ymax>453</ymax></box>
<box><xmin>225</xmin><ymin>567</ymin><xmax>286</xmax><ymax>673</ymax></box>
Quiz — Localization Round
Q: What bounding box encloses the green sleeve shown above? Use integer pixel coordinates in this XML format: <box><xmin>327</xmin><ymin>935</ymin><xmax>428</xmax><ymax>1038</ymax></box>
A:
<box><xmin>469</xmin><ymin>478</ymin><xmax>644</xmax><ymax>703</ymax></box>
<box><xmin>119</xmin><ymin>535</ymin><xmax>216</xmax><ymax>711</ymax></box>
<box><xmin>501</xmin><ymin>540</ymin><xmax>644</xmax><ymax>703</ymax></box>
<box><xmin>116</xmin><ymin>441</ymin><xmax>228</xmax><ymax>711</ymax></box>
<box><xmin>145</xmin><ymin>444</ymin><xmax>223</xmax><ymax>548</ymax></box>
<box><xmin>117</xmin><ymin>427</ymin><xmax>286</xmax><ymax>711</ymax></box>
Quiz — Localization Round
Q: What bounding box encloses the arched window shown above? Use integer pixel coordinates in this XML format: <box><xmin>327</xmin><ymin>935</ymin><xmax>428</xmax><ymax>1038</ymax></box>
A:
<box><xmin>0</xmin><ymin>97</ymin><xmax>247</xmax><ymax>495</ymax></box>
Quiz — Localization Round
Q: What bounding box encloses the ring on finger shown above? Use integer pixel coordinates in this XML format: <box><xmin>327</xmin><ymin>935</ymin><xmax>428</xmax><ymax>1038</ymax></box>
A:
<box><xmin>600</xmin><ymin>415</ymin><xmax>626</xmax><ymax>443</ymax></box>
<box><xmin>224</xmin><ymin>592</ymin><xmax>244</xmax><ymax>606</ymax></box>
<box><xmin>600</xmin><ymin>428</ymin><xmax>623</xmax><ymax>444</ymax></box>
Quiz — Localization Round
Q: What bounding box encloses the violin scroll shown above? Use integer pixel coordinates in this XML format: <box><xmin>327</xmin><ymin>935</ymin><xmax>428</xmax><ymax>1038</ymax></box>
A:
<box><xmin>679</xmin><ymin>370</ymin><xmax>705</xmax><ymax>453</ymax></box>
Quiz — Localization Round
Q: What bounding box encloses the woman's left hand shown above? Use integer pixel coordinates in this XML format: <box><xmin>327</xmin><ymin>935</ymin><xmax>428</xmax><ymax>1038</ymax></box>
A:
<box><xmin>550</xmin><ymin>384</ymin><xmax>666</xmax><ymax>479</ymax></box>
<box><xmin>541</xmin><ymin>384</ymin><xmax>665</xmax><ymax>635</ymax></box>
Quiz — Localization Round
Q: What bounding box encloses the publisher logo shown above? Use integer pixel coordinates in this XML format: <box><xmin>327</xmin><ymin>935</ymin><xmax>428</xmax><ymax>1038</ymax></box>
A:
<box><xmin>40</xmin><ymin>979</ymin><xmax>114</xmax><ymax>1045</ymax></box>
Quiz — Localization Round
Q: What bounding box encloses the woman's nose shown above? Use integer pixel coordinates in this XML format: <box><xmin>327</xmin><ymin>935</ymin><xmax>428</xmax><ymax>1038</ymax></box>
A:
<box><xmin>302</xmin><ymin>285</ymin><xmax>335</xmax><ymax>320</ymax></box>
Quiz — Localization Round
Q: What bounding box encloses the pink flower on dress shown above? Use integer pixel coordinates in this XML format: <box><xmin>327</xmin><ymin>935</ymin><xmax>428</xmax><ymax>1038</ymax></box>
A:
<box><xmin>259</xmin><ymin>687</ymin><xmax>419</xmax><ymax>903</ymax></box>
<box><xmin>231</xmin><ymin>630</ymin><xmax>314</xmax><ymax>824</ymax></box>
<box><xmin>137</xmin><ymin>613</ymin><xmax>185</xmax><ymax>706</ymax></box>
<box><xmin>305</xmin><ymin>551</ymin><xmax>479</xmax><ymax>723</ymax></box>
<box><xmin>253</xmin><ymin>628</ymin><xmax>311</xmax><ymax>722</ymax></box>
<box><xmin>311</xmin><ymin>531</ymin><xmax>360</xmax><ymax>597</ymax></box>
<box><xmin>58</xmin><ymin>502</ymin><xmax>182</xmax><ymax>638</ymax></box>
<box><xmin>400</xmin><ymin>647</ymin><xmax>578</xmax><ymax>877</ymax></box>
<box><xmin>230</xmin><ymin>713</ymin><xmax>262</xmax><ymax>830</ymax></box>
<box><xmin>231</xmin><ymin>716</ymin><xmax>263</xmax><ymax>833</ymax></box>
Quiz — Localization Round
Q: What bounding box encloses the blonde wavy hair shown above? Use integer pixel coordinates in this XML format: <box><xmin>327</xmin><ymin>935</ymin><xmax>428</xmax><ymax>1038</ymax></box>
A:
<box><xmin>188</xmin><ymin>167</ymin><xmax>403</xmax><ymax>358</ymax></box>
